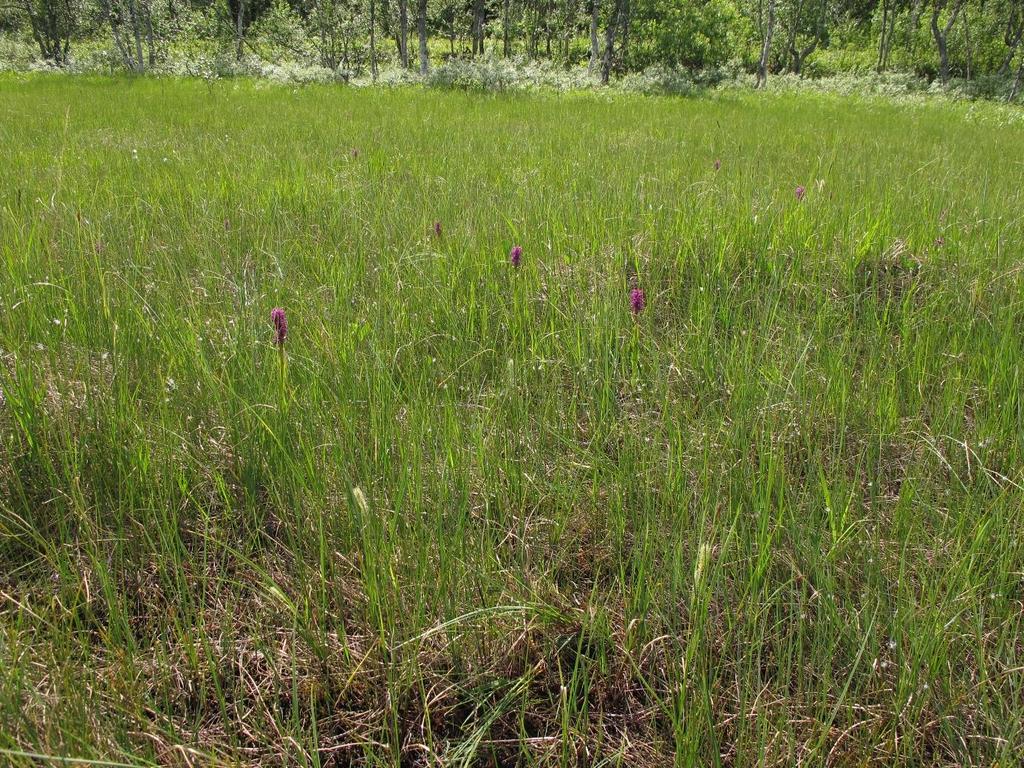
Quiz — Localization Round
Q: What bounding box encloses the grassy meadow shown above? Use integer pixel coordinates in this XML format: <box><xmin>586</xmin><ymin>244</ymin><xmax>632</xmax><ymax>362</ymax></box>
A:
<box><xmin>1</xmin><ymin>75</ymin><xmax>1023</xmax><ymax>766</ymax></box>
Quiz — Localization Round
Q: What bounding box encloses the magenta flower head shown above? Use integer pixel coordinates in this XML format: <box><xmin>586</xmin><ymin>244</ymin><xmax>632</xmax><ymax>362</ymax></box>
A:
<box><xmin>509</xmin><ymin>245</ymin><xmax>523</xmax><ymax>268</ymax></box>
<box><xmin>795</xmin><ymin>185</ymin><xmax>806</xmax><ymax>201</ymax></box>
<box><xmin>433</xmin><ymin>221</ymin><xmax>442</xmax><ymax>238</ymax></box>
<box><xmin>271</xmin><ymin>307</ymin><xmax>287</xmax><ymax>347</ymax></box>
<box><xmin>629</xmin><ymin>288</ymin><xmax>646</xmax><ymax>315</ymax></box>
<box><xmin>713</xmin><ymin>159</ymin><xmax>721</xmax><ymax>171</ymax></box>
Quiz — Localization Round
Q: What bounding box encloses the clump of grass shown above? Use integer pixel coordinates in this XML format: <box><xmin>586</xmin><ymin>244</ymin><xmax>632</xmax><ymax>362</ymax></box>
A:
<box><xmin>1</xmin><ymin>74</ymin><xmax>1023</xmax><ymax>766</ymax></box>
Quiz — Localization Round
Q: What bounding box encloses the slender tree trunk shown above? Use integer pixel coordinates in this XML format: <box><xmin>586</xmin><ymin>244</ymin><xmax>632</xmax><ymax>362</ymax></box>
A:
<box><xmin>503</xmin><ymin>0</ymin><xmax>510</xmax><ymax>56</ymax></box>
<box><xmin>318</xmin><ymin>9</ymin><xmax>329</xmax><ymax>69</ymax></box>
<box><xmin>792</xmin><ymin>0</ymin><xmax>825</xmax><ymax>75</ymax></box>
<box><xmin>1011</xmin><ymin>54</ymin><xmax>1024</xmax><ymax>100</ymax></box>
<box><xmin>618</xmin><ymin>0</ymin><xmax>630</xmax><ymax>64</ymax></box>
<box><xmin>931</xmin><ymin>15</ymin><xmax>950</xmax><ymax>82</ymax></box>
<box><xmin>785</xmin><ymin>0</ymin><xmax>803</xmax><ymax>72</ymax></box>
<box><xmin>342</xmin><ymin>9</ymin><xmax>349</xmax><ymax>72</ymax></box>
<box><xmin>877</xmin><ymin>0</ymin><xmax>889</xmax><ymax>71</ymax></box>
<box><xmin>22</xmin><ymin>4</ymin><xmax>46</xmax><ymax>60</ymax></box>
<box><xmin>963</xmin><ymin>7</ymin><xmax>972</xmax><ymax>79</ymax></box>
<box><xmin>600</xmin><ymin>0</ymin><xmax>622</xmax><ymax>84</ymax></box>
<box><xmin>883</xmin><ymin>2</ymin><xmax>897</xmax><ymax>69</ymax></box>
<box><xmin>931</xmin><ymin>0</ymin><xmax>965</xmax><ymax>83</ymax></box>
<box><xmin>588</xmin><ymin>0</ymin><xmax>599</xmax><ymax>73</ymax></box>
<box><xmin>235</xmin><ymin>0</ymin><xmax>245</xmax><ymax>61</ymax></box>
<box><xmin>545</xmin><ymin>0</ymin><xmax>552</xmax><ymax>58</ymax></box>
<box><xmin>527</xmin><ymin>0</ymin><xmax>535</xmax><ymax>57</ymax></box>
<box><xmin>344</xmin><ymin>10</ymin><xmax>352</xmax><ymax>73</ymax></box>
<box><xmin>757</xmin><ymin>0</ymin><xmax>776</xmax><ymax>88</ymax></box>
<box><xmin>103</xmin><ymin>0</ymin><xmax>133</xmax><ymax>70</ymax></box>
<box><xmin>998</xmin><ymin>27</ymin><xmax>1022</xmax><ymax>74</ymax></box>
<box><xmin>369</xmin><ymin>0</ymin><xmax>377</xmax><ymax>81</ymax></box>
<box><xmin>473</xmin><ymin>0</ymin><xmax>485</xmax><ymax>55</ymax></box>
<box><xmin>24</xmin><ymin>0</ymin><xmax>78</xmax><ymax>64</ymax></box>
<box><xmin>471</xmin><ymin>0</ymin><xmax>479</xmax><ymax>54</ymax></box>
<box><xmin>999</xmin><ymin>6</ymin><xmax>1023</xmax><ymax>74</ymax></box>
<box><xmin>399</xmin><ymin>0</ymin><xmax>409</xmax><ymax>67</ymax></box>
<box><xmin>130</xmin><ymin>0</ymin><xmax>145</xmax><ymax>71</ymax></box>
<box><xmin>417</xmin><ymin>0</ymin><xmax>428</xmax><ymax>73</ymax></box>
<box><xmin>561</xmin><ymin>0</ymin><xmax>575</xmax><ymax>60</ymax></box>
<box><xmin>145</xmin><ymin>0</ymin><xmax>155</xmax><ymax>66</ymax></box>
<box><xmin>792</xmin><ymin>38</ymin><xmax>818</xmax><ymax>75</ymax></box>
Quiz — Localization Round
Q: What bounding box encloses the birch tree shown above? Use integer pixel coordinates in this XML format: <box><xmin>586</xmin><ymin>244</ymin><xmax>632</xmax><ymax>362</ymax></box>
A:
<box><xmin>416</xmin><ymin>0</ymin><xmax>427</xmax><ymax>72</ymax></box>
<box><xmin>15</xmin><ymin>0</ymin><xmax>78</xmax><ymax>64</ymax></box>
<box><xmin>101</xmin><ymin>0</ymin><xmax>157</xmax><ymax>72</ymax></box>
<box><xmin>757</xmin><ymin>0</ymin><xmax>777</xmax><ymax>88</ymax></box>
<box><xmin>930</xmin><ymin>0</ymin><xmax>966</xmax><ymax>81</ymax></box>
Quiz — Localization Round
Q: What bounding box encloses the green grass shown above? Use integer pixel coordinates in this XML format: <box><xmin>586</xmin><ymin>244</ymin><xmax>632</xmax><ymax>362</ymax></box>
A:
<box><xmin>1</xmin><ymin>74</ymin><xmax>1023</xmax><ymax>767</ymax></box>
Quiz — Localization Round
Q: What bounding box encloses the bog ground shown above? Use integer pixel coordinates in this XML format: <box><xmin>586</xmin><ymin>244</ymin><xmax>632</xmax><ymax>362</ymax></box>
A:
<box><xmin>1</xmin><ymin>76</ymin><xmax>1023</xmax><ymax>767</ymax></box>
